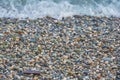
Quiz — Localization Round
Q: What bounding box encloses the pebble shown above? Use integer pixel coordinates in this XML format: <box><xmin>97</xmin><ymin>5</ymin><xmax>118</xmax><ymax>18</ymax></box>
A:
<box><xmin>0</xmin><ymin>33</ymin><xmax>4</xmax><ymax>36</ymax></box>
<box><xmin>102</xmin><ymin>57</ymin><xmax>111</xmax><ymax>61</ymax></box>
<box><xmin>29</xmin><ymin>38</ymin><xmax>36</xmax><ymax>43</ymax></box>
<box><xmin>15</xmin><ymin>37</ymin><xmax>20</xmax><ymax>42</ymax></box>
<box><xmin>23</xmin><ymin>70</ymin><xmax>40</xmax><ymax>75</ymax></box>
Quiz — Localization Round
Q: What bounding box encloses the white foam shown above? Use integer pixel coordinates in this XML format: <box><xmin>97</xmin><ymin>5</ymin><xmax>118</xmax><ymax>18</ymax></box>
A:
<box><xmin>0</xmin><ymin>0</ymin><xmax>120</xmax><ymax>19</ymax></box>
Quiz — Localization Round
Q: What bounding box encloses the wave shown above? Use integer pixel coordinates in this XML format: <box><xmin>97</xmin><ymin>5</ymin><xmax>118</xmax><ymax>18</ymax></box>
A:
<box><xmin>0</xmin><ymin>0</ymin><xmax>120</xmax><ymax>19</ymax></box>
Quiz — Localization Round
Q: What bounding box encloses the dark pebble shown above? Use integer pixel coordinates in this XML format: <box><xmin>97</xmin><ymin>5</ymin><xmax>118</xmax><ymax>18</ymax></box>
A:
<box><xmin>17</xmin><ymin>71</ymin><xmax>23</xmax><ymax>75</ymax></box>
<box><xmin>117</xmin><ymin>71</ymin><xmax>120</xmax><ymax>75</ymax></box>
<box><xmin>83</xmin><ymin>70</ymin><xmax>89</xmax><ymax>76</ymax></box>
<box><xmin>23</xmin><ymin>70</ymin><xmax>40</xmax><ymax>75</ymax></box>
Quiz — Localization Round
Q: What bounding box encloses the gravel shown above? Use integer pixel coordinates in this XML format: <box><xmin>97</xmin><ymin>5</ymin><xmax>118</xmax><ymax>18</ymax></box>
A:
<box><xmin>0</xmin><ymin>15</ymin><xmax>120</xmax><ymax>80</ymax></box>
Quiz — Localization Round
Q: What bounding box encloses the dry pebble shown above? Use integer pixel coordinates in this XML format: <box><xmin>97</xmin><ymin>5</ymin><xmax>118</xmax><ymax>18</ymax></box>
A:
<box><xmin>0</xmin><ymin>16</ymin><xmax>120</xmax><ymax>80</ymax></box>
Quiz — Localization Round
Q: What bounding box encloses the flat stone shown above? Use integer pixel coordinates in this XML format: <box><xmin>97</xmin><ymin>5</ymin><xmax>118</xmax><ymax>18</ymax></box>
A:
<box><xmin>29</xmin><ymin>38</ymin><xmax>36</xmax><ymax>42</ymax></box>
<box><xmin>102</xmin><ymin>57</ymin><xmax>111</xmax><ymax>61</ymax></box>
<box><xmin>23</xmin><ymin>70</ymin><xmax>40</xmax><ymax>75</ymax></box>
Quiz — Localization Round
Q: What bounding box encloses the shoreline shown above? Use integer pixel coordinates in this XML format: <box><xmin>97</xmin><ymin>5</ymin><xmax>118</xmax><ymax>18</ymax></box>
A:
<box><xmin>0</xmin><ymin>15</ymin><xmax>120</xmax><ymax>20</ymax></box>
<box><xmin>0</xmin><ymin>15</ymin><xmax>119</xmax><ymax>79</ymax></box>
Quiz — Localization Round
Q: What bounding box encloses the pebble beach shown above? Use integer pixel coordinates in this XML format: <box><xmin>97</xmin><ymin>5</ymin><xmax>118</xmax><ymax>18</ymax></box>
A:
<box><xmin>0</xmin><ymin>15</ymin><xmax>120</xmax><ymax>80</ymax></box>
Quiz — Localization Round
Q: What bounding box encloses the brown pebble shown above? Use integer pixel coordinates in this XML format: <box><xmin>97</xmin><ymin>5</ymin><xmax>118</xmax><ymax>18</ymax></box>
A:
<box><xmin>0</xmin><ymin>72</ymin><xmax>3</xmax><ymax>78</ymax></box>
<box><xmin>109</xmin><ymin>47</ymin><xmax>114</xmax><ymax>52</ymax></box>
<box><xmin>4</xmin><ymin>32</ymin><xmax>10</xmax><ymax>35</ymax></box>
<box><xmin>15</xmin><ymin>37</ymin><xmax>20</xmax><ymax>42</ymax></box>
<box><xmin>97</xmin><ymin>74</ymin><xmax>101</xmax><ymax>79</ymax></box>
<box><xmin>15</xmin><ymin>31</ymin><xmax>24</xmax><ymax>34</ymax></box>
<box><xmin>38</xmin><ymin>45</ymin><xmax>42</xmax><ymax>53</ymax></box>
<box><xmin>0</xmin><ymin>74</ymin><xmax>2</xmax><ymax>78</ymax></box>
<box><xmin>74</xmin><ymin>37</ymin><xmax>81</xmax><ymax>42</ymax></box>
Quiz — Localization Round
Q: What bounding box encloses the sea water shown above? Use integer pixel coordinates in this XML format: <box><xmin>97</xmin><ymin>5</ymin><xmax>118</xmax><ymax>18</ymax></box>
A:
<box><xmin>0</xmin><ymin>0</ymin><xmax>120</xmax><ymax>19</ymax></box>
